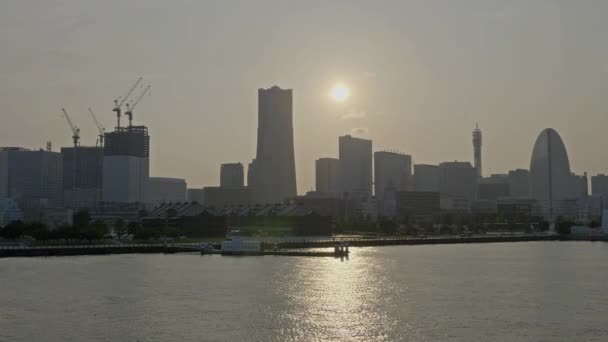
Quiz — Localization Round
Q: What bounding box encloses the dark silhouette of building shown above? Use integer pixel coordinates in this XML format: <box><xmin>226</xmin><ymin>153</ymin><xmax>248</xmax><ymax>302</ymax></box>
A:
<box><xmin>315</xmin><ymin>158</ymin><xmax>339</xmax><ymax>195</ymax></box>
<box><xmin>339</xmin><ymin>135</ymin><xmax>372</xmax><ymax>197</ymax></box>
<box><xmin>220</xmin><ymin>163</ymin><xmax>244</xmax><ymax>188</ymax></box>
<box><xmin>61</xmin><ymin>146</ymin><xmax>103</xmax><ymax>209</ymax></box>
<box><xmin>250</xmin><ymin>86</ymin><xmax>297</xmax><ymax>204</ymax></box>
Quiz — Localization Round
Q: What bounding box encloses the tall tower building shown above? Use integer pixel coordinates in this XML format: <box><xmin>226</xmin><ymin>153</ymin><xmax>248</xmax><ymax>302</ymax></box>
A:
<box><xmin>338</xmin><ymin>135</ymin><xmax>372</xmax><ymax>197</ymax></box>
<box><xmin>472</xmin><ymin>124</ymin><xmax>482</xmax><ymax>178</ymax></box>
<box><xmin>220</xmin><ymin>163</ymin><xmax>244</xmax><ymax>188</ymax></box>
<box><xmin>250</xmin><ymin>86</ymin><xmax>297</xmax><ymax>204</ymax></box>
<box><xmin>315</xmin><ymin>158</ymin><xmax>339</xmax><ymax>195</ymax></box>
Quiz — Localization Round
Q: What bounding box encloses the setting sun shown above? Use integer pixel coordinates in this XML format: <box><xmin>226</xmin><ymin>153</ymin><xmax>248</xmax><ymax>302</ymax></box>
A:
<box><xmin>330</xmin><ymin>83</ymin><xmax>349</xmax><ymax>102</ymax></box>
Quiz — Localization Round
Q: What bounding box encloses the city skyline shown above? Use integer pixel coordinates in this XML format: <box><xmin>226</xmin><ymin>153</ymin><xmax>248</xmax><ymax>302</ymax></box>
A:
<box><xmin>2</xmin><ymin>1</ymin><xmax>608</xmax><ymax>191</ymax></box>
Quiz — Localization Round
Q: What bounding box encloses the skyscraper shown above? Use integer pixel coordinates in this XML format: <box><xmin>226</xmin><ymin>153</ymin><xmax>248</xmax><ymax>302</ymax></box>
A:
<box><xmin>250</xmin><ymin>86</ymin><xmax>297</xmax><ymax>204</ymax></box>
<box><xmin>529</xmin><ymin>128</ymin><xmax>575</xmax><ymax>220</ymax></box>
<box><xmin>220</xmin><ymin>163</ymin><xmax>244</xmax><ymax>188</ymax></box>
<box><xmin>61</xmin><ymin>146</ymin><xmax>103</xmax><ymax>209</ymax></box>
<box><xmin>472</xmin><ymin>124</ymin><xmax>482</xmax><ymax>178</ymax></box>
<box><xmin>338</xmin><ymin>135</ymin><xmax>372</xmax><ymax>197</ymax></box>
<box><xmin>374</xmin><ymin>151</ymin><xmax>412</xmax><ymax>199</ymax></box>
<box><xmin>315</xmin><ymin>158</ymin><xmax>339</xmax><ymax>195</ymax></box>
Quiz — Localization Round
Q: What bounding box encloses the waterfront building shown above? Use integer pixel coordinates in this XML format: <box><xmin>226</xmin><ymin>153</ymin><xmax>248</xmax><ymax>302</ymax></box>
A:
<box><xmin>338</xmin><ymin>135</ymin><xmax>372</xmax><ymax>197</ymax></box>
<box><xmin>396</xmin><ymin>191</ymin><xmax>440</xmax><ymax>222</ymax></box>
<box><xmin>249</xmin><ymin>86</ymin><xmax>297</xmax><ymax>204</ymax></box>
<box><xmin>413</xmin><ymin>164</ymin><xmax>440</xmax><ymax>192</ymax></box>
<box><xmin>220</xmin><ymin>163</ymin><xmax>244</xmax><ymax>188</ymax></box>
<box><xmin>147</xmin><ymin>177</ymin><xmax>187</xmax><ymax>204</ymax></box>
<box><xmin>315</xmin><ymin>158</ymin><xmax>340</xmax><ymax>195</ymax></box>
<box><xmin>529</xmin><ymin>128</ymin><xmax>576</xmax><ymax>220</ymax></box>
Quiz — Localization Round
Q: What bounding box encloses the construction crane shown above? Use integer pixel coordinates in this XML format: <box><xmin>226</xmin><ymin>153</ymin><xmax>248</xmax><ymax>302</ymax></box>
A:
<box><xmin>61</xmin><ymin>108</ymin><xmax>80</xmax><ymax>147</ymax></box>
<box><xmin>89</xmin><ymin>108</ymin><xmax>105</xmax><ymax>147</ymax></box>
<box><xmin>113</xmin><ymin>77</ymin><xmax>143</xmax><ymax>128</ymax></box>
<box><xmin>125</xmin><ymin>85</ymin><xmax>151</xmax><ymax>127</ymax></box>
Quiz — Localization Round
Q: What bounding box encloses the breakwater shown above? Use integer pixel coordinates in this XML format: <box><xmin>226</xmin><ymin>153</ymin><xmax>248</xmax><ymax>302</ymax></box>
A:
<box><xmin>0</xmin><ymin>244</ymin><xmax>198</xmax><ymax>258</ymax></box>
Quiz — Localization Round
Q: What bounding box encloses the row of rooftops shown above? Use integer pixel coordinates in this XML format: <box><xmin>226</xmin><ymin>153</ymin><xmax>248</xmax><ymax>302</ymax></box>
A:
<box><xmin>143</xmin><ymin>202</ymin><xmax>317</xmax><ymax>220</ymax></box>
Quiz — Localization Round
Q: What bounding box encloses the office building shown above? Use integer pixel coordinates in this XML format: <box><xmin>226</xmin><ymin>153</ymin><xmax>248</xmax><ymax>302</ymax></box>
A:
<box><xmin>396</xmin><ymin>191</ymin><xmax>440</xmax><ymax>222</ymax></box>
<box><xmin>0</xmin><ymin>198</ymin><xmax>24</xmax><ymax>227</ymax></box>
<box><xmin>102</xmin><ymin>126</ymin><xmax>150</xmax><ymax>203</ymax></box>
<box><xmin>339</xmin><ymin>135</ymin><xmax>372</xmax><ymax>196</ymax></box>
<box><xmin>315</xmin><ymin>158</ymin><xmax>339</xmax><ymax>195</ymax></box>
<box><xmin>249</xmin><ymin>86</ymin><xmax>297</xmax><ymax>204</ymax></box>
<box><xmin>571</xmin><ymin>173</ymin><xmax>588</xmax><ymax>199</ymax></box>
<box><xmin>187</xmin><ymin>188</ymin><xmax>205</xmax><ymax>203</ymax></box>
<box><xmin>61</xmin><ymin>146</ymin><xmax>103</xmax><ymax>210</ymax></box>
<box><xmin>591</xmin><ymin>174</ymin><xmax>608</xmax><ymax>196</ymax></box>
<box><xmin>0</xmin><ymin>147</ymin><xmax>63</xmax><ymax>211</ymax></box>
<box><xmin>439</xmin><ymin>161</ymin><xmax>477</xmax><ymax>209</ymax></box>
<box><xmin>147</xmin><ymin>177</ymin><xmax>187</xmax><ymax>204</ymax></box>
<box><xmin>374</xmin><ymin>151</ymin><xmax>412</xmax><ymax>199</ymax></box>
<box><xmin>413</xmin><ymin>164</ymin><xmax>440</xmax><ymax>192</ymax></box>
<box><xmin>220</xmin><ymin>163</ymin><xmax>245</xmax><ymax>188</ymax></box>
<box><xmin>202</xmin><ymin>186</ymin><xmax>253</xmax><ymax>208</ymax></box>
<box><xmin>507</xmin><ymin>169</ymin><xmax>530</xmax><ymax>197</ymax></box>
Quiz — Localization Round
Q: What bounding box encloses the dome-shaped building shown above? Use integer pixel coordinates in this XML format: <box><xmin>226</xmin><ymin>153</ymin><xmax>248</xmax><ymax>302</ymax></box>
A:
<box><xmin>529</xmin><ymin>128</ymin><xmax>575</xmax><ymax>219</ymax></box>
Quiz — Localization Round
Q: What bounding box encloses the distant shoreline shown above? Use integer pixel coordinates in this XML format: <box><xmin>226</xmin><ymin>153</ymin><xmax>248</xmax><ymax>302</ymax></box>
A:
<box><xmin>1</xmin><ymin>235</ymin><xmax>605</xmax><ymax>258</ymax></box>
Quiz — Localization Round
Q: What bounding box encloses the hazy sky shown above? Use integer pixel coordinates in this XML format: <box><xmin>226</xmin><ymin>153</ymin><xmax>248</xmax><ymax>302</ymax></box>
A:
<box><xmin>1</xmin><ymin>0</ymin><xmax>607</xmax><ymax>192</ymax></box>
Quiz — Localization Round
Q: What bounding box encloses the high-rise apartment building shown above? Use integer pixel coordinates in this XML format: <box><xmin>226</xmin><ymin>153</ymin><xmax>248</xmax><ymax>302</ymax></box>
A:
<box><xmin>250</xmin><ymin>86</ymin><xmax>297</xmax><ymax>204</ymax></box>
<box><xmin>338</xmin><ymin>135</ymin><xmax>372</xmax><ymax>197</ymax></box>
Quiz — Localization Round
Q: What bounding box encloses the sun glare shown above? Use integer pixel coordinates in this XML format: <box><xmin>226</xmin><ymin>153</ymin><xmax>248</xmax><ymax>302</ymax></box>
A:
<box><xmin>330</xmin><ymin>84</ymin><xmax>349</xmax><ymax>102</ymax></box>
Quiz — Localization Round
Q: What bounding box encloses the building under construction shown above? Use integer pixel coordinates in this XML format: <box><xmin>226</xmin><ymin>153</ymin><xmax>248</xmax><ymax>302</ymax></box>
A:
<box><xmin>103</xmin><ymin>126</ymin><xmax>150</xmax><ymax>158</ymax></box>
<box><xmin>102</xmin><ymin>126</ymin><xmax>151</xmax><ymax>203</ymax></box>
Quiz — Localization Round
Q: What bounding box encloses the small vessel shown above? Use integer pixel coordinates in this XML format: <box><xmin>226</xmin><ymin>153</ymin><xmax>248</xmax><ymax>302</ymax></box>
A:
<box><xmin>221</xmin><ymin>230</ymin><xmax>263</xmax><ymax>255</ymax></box>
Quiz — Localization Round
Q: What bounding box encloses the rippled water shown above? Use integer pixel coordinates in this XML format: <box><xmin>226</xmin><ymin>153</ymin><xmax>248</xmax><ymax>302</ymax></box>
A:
<box><xmin>1</xmin><ymin>242</ymin><xmax>608</xmax><ymax>341</ymax></box>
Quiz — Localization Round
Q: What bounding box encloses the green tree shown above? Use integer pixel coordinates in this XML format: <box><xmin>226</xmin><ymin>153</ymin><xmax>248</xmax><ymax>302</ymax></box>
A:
<box><xmin>73</xmin><ymin>210</ymin><xmax>91</xmax><ymax>228</ymax></box>
<box><xmin>114</xmin><ymin>219</ymin><xmax>127</xmax><ymax>239</ymax></box>
<box><xmin>1</xmin><ymin>220</ymin><xmax>25</xmax><ymax>240</ymax></box>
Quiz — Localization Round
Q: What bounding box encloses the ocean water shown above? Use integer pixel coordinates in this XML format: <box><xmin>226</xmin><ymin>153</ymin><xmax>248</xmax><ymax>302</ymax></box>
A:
<box><xmin>1</xmin><ymin>241</ymin><xmax>607</xmax><ymax>341</ymax></box>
